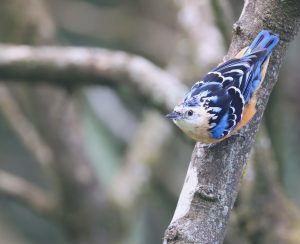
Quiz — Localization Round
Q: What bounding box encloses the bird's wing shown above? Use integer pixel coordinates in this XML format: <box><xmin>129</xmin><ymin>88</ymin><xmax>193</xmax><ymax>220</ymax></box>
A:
<box><xmin>208</xmin><ymin>86</ymin><xmax>245</xmax><ymax>139</ymax></box>
<box><xmin>183</xmin><ymin>59</ymin><xmax>243</xmax><ymax>102</ymax></box>
<box><xmin>183</xmin><ymin>80</ymin><xmax>205</xmax><ymax>102</ymax></box>
<box><xmin>210</xmin><ymin>49</ymin><xmax>267</xmax><ymax>101</ymax></box>
<box><xmin>184</xmin><ymin>48</ymin><xmax>266</xmax><ymax>104</ymax></box>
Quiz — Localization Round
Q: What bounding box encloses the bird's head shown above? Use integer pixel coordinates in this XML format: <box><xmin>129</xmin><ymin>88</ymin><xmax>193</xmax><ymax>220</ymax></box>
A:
<box><xmin>166</xmin><ymin>102</ymin><xmax>212</xmax><ymax>140</ymax></box>
<box><xmin>165</xmin><ymin>103</ymin><xmax>196</xmax><ymax>122</ymax></box>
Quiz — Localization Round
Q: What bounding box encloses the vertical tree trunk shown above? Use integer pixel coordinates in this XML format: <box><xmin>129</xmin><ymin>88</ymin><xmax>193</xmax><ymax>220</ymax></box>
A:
<box><xmin>164</xmin><ymin>0</ymin><xmax>300</xmax><ymax>243</ymax></box>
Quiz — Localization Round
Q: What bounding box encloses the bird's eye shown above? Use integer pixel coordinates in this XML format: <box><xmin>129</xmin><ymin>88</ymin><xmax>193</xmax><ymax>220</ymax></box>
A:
<box><xmin>187</xmin><ymin>110</ymin><xmax>193</xmax><ymax>116</ymax></box>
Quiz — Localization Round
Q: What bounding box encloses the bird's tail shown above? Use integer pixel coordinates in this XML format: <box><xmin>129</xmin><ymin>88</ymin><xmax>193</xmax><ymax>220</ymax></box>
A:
<box><xmin>244</xmin><ymin>30</ymin><xmax>280</xmax><ymax>58</ymax></box>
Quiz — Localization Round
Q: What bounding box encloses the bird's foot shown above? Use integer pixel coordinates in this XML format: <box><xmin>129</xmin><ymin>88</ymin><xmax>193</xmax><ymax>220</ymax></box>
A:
<box><xmin>231</xmin><ymin>133</ymin><xmax>246</xmax><ymax>141</ymax></box>
<box><xmin>198</xmin><ymin>142</ymin><xmax>219</xmax><ymax>149</ymax></box>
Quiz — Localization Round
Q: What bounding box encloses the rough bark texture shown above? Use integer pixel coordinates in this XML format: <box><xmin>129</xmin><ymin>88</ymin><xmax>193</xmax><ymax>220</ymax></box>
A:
<box><xmin>163</xmin><ymin>0</ymin><xmax>300</xmax><ymax>243</ymax></box>
<box><xmin>225</xmin><ymin>125</ymin><xmax>300</xmax><ymax>244</ymax></box>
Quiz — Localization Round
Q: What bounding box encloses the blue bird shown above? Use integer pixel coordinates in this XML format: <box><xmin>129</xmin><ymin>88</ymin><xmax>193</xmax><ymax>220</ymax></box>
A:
<box><xmin>166</xmin><ymin>30</ymin><xmax>280</xmax><ymax>144</ymax></box>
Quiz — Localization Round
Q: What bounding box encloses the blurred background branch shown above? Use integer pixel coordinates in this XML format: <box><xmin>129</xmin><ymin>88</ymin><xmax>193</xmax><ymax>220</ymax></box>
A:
<box><xmin>0</xmin><ymin>85</ymin><xmax>59</xmax><ymax>184</ymax></box>
<box><xmin>0</xmin><ymin>170</ymin><xmax>57</xmax><ymax>216</ymax></box>
<box><xmin>0</xmin><ymin>45</ymin><xmax>187</xmax><ymax>111</ymax></box>
<box><xmin>0</xmin><ymin>0</ymin><xmax>120</xmax><ymax>243</ymax></box>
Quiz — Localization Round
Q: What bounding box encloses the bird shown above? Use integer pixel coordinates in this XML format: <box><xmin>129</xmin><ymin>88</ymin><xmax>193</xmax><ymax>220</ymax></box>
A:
<box><xmin>166</xmin><ymin>30</ymin><xmax>280</xmax><ymax>144</ymax></box>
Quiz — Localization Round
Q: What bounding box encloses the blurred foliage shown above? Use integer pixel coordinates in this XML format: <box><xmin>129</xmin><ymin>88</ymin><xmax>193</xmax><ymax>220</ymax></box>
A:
<box><xmin>266</xmin><ymin>33</ymin><xmax>300</xmax><ymax>206</ymax></box>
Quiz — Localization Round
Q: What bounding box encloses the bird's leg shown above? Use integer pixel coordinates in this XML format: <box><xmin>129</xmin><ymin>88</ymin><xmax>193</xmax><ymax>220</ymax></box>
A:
<box><xmin>231</xmin><ymin>132</ymin><xmax>246</xmax><ymax>141</ymax></box>
<box><xmin>198</xmin><ymin>142</ymin><xmax>219</xmax><ymax>149</ymax></box>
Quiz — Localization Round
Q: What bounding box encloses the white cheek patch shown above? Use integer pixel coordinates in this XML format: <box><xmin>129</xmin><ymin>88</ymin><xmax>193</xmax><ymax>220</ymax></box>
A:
<box><xmin>171</xmin><ymin>103</ymin><xmax>216</xmax><ymax>142</ymax></box>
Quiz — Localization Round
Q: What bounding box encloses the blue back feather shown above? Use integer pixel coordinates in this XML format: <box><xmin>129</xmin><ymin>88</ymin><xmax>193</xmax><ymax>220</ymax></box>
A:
<box><xmin>211</xmin><ymin>112</ymin><xmax>229</xmax><ymax>139</ymax></box>
<box><xmin>180</xmin><ymin>30</ymin><xmax>280</xmax><ymax>140</ymax></box>
<box><xmin>240</xmin><ymin>30</ymin><xmax>279</xmax><ymax>101</ymax></box>
<box><xmin>244</xmin><ymin>30</ymin><xmax>279</xmax><ymax>60</ymax></box>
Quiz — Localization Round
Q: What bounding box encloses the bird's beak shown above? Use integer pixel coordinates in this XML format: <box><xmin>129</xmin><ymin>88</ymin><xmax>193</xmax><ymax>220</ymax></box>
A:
<box><xmin>165</xmin><ymin>111</ymin><xmax>180</xmax><ymax>119</ymax></box>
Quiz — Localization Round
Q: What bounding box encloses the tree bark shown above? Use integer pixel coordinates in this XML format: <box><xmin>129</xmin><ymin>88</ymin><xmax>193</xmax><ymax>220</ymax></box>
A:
<box><xmin>225</xmin><ymin>124</ymin><xmax>300</xmax><ymax>244</ymax></box>
<box><xmin>163</xmin><ymin>0</ymin><xmax>300</xmax><ymax>243</ymax></box>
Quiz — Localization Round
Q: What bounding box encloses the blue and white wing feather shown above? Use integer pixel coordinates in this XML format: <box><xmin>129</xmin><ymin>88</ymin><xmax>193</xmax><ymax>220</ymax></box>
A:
<box><xmin>182</xmin><ymin>30</ymin><xmax>279</xmax><ymax>140</ymax></box>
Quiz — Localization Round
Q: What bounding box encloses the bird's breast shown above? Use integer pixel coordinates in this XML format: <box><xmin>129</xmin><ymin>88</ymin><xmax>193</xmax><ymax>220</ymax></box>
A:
<box><xmin>184</xmin><ymin>126</ymin><xmax>215</xmax><ymax>144</ymax></box>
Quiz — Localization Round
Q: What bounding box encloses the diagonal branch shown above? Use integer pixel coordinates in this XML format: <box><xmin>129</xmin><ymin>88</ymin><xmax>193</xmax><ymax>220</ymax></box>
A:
<box><xmin>0</xmin><ymin>84</ymin><xmax>61</xmax><ymax>198</ymax></box>
<box><xmin>0</xmin><ymin>45</ymin><xmax>188</xmax><ymax>111</ymax></box>
<box><xmin>0</xmin><ymin>1</ymin><xmax>121</xmax><ymax>243</ymax></box>
<box><xmin>0</xmin><ymin>85</ymin><xmax>54</xmax><ymax>168</ymax></box>
<box><xmin>168</xmin><ymin>0</ymin><xmax>225</xmax><ymax>80</ymax></box>
<box><xmin>0</xmin><ymin>170</ymin><xmax>58</xmax><ymax>216</ymax></box>
<box><xmin>163</xmin><ymin>0</ymin><xmax>300</xmax><ymax>243</ymax></box>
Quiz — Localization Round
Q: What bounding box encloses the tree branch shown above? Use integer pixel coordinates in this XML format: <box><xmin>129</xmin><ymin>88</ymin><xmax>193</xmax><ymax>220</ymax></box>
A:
<box><xmin>0</xmin><ymin>85</ymin><xmax>54</xmax><ymax>168</ymax></box>
<box><xmin>0</xmin><ymin>1</ymin><xmax>122</xmax><ymax>243</ymax></box>
<box><xmin>110</xmin><ymin>110</ymin><xmax>172</xmax><ymax>209</ymax></box>
<box><xmin>0</xmin><ymin>45</ymin><xmax>187</xmax><ymax>111</ymax></box>
<box><xmin>163</xmin><ymin>0</ymin><xmax>300</xmax><ymax>243</ymax></box>
<box><xmin>227</xmin><ymin>124</ymin><xmax>300</xmax><ymax>243</ymax></box>
<box><xmin>0</xmin><ymin>170</ymin><xmax>57</xmax><ymax>216</ymax></box>
<box><xmin>168</xmin><ymin>0</ymin><xmax>225</xmax><ymax>81</ymax></box>
<box><xmin>0</xmin><ymin>84</ymin><xmax>61</xmax><ymax>199</ymax></box>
